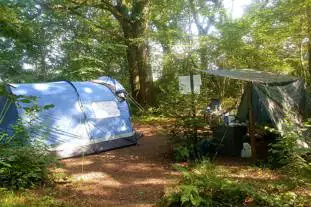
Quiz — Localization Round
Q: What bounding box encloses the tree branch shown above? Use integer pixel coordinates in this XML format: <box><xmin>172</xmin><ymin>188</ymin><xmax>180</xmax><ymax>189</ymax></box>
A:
<box><xmin>68</xmin><ymin>9</ymin><xmax>125</xmax><ymax>41</ymax></box>
<box><xmin>189</xmin><ymin>0</ymin><xmax>205</xmax><ymax>34</ymax></box>
<box><xmin>189</xmin><ymin>0</ymin><xmax>218</xmax><ymax>35</ymax></box>
<box><xmin>99</xmin><ymin>0</ymin><xmax>124</xmax><ymax>20</ymax></box>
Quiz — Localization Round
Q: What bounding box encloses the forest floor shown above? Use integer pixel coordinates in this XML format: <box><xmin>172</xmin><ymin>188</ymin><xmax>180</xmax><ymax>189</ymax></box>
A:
<box><xmin>1</xmin><ymin>118</ymin><xmax>309</xmax><ymax>206</ymax></box>
<box><xmin>53</xmin><ymin>120</ymin><xmax>179</xmax><ymax>207</ymax></box>
<box><xmin>52</xmin><ymin>119</ymin><xmax>310</xmax><ymax>207</ymax></box>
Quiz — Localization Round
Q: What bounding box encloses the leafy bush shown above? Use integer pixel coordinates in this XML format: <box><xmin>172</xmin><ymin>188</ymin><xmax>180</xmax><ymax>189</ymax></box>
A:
<box><xmin>159</xmin><ymin>162</ymin><xmax>263</xmax><ymax>207</ymax></box>
<box><xmin>268</xmin><ymin>118</ymin><xmax>311</xmax><ymax>177</ymax></box>
<box><xmin>170</xmin><ymin>116</ymin><xmax>214</xmax><ymax>162</ymax></box>
<box><xmin>0</xmin><ymin>144</ymin><xmax>57</xmax><ymax>189</ymax></box>
<box><xmin>0</xmin><ymin>93</ymin><xmax>58</xmax><ymax>189</ymax></box>
<box><xmin>0</xmin><ymin>121</ymin><xmax>58</xmax><ymax>189</ymax></box>
<box><xmin>159</xmin><ymin>162</ymin><xmax>310</xmax><ymax>207</ymax></box>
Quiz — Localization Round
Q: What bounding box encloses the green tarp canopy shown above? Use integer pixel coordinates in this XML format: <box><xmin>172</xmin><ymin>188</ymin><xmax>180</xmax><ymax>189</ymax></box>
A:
<box><xmin>204</xmin><ymin>68</ymin><xmax>298</xmax><ymax>84</ymax></box>
<box><xmin>203</xmin><ymin>69</ymin><xmax>311</xmax><ymax>134</ymax></box>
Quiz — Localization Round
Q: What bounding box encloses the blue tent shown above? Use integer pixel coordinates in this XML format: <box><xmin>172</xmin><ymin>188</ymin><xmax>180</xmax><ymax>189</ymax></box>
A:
<box><xmin>0</xmin><ymin>76</ymin><xmax>139</xmax><ymax>158</ymax></box>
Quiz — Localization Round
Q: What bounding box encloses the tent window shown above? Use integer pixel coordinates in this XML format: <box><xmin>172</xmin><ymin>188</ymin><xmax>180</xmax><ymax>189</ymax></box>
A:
<box><xmin>91</xmin><ymin>101</ymin><xmax>120</xmax><ymax>119</ymax></box>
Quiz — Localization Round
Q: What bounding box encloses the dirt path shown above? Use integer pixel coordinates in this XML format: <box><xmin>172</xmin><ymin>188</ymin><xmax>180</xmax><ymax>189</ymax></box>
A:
<box><xmin>55</xmin><ymin>123</ymin><xmax>179</xmax><ymax>207</ymax></box>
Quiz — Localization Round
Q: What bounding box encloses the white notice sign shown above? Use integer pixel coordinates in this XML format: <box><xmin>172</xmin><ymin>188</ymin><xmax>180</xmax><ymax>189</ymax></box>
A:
<box><xmin>179</xmin><ymin>76</ymin><xmax>191</xmax><ymax>94</ymax></box>
<box><xmin>178</xmin><ymin>75</ymin><xmax>201</xmax><ymax>94</ymax></box>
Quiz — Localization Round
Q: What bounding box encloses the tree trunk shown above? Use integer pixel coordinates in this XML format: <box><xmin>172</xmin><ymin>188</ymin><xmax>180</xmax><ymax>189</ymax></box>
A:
<box><xmin>121</xmin><ymin>17</ymin><xmax>153</xmax><ymax>106</ymax></box>
<box><xmin>39</xmin><ymin>50</ymin><xmax>47</xmax><ymax>80</ymax></box>
<box><xmin>113</xmin><ymin>1</ymin><xmax>153</xmax><ymax>106</ymax></box>
<box><xmin>38</xmin><ymin>28</ymin><xmax>47</xmax><ymax>80</ymax></box>
<box><xmin>126</xmin><ymin>41</ymin><xmax>153</xmax><ymax>106</ymax></box>
<box><xmin>199</xmin><ymin>40</ymin><xmax>208</xmax><ymax>69</ymax></box>
<box><xmin>308</xmin><ymin>39</ymin><xmax>311</xmax><ymax>80</ymax></box>
<box><xmin>92</xmin><ymin>0</ymin><xmax>153</xmax><ymax>106</ymax></box>
<box><xmin>307</xmin><ymin>6</ymin><xmax>311</xmax><ymax>80</ymax></box>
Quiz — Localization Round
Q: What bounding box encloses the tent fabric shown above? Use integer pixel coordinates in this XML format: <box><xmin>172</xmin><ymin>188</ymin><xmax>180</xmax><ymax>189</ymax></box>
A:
<box><xmin>203</xmin><ymin>69</ymin><xmax>298</xmax><ymax>84</ymax></box>
<box><xmin>202</xmin><ymin>68</ymin><xmax>311</xmax><ymax>150</ymax></box>
<box><xmin>0</xmin><ymin>77</ymin><xmax>137</xmax><ymax>158</ymax></box>
<box><xmin>236</xmin><ymin>79</ymin><xmax>311</xmax><ymax>148</ymax></box>
<box><xmin>236</xmin><ymin>79</ymin><xmax>311</xmax><ymax>132</ymax></box>
<box><xmin>0</xmin><ymin>86</ymin><xmax>18</xmax><ymax>136</ymax></box>
<box><xmin>96</xmin><ymin>76</ymin><xmax>126</xmax><ymax>93</ymax></box>
<box><xmin>201</xmin><ymin>68</ymin><xmax>311</xmax><ymax>131</ymax></box>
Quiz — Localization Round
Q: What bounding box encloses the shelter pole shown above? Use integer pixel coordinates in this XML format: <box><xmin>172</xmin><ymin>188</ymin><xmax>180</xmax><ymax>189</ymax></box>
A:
<box><xmin>190</xmin><ymin>71</ymin><xmax>196</xmax><ymax>117</ymax></box>
<box><xmin>247</xmin><ymin>82</ymin><xmax>256</xmax><ymax>159</ymax></box>
<box><xmin>190</xmin><ymin>70</ymin><xmax>199</xmax><ymax>159</ymax></box>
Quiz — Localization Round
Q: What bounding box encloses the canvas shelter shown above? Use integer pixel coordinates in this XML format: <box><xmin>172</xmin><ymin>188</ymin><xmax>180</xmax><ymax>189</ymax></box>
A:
<box><xmin>0</xmin><ymin>76</ymin><xmax>139</xmax><ymax>158</ymax></box>
<box><xmin>203</xmin><ymin>69</ymin><xmax>311</xmax><ymax>157</ymax></box>
<box><xmin>204</xmin><ymin>69</ymin><xmax>311</xmax><ymax>129</ymax></box>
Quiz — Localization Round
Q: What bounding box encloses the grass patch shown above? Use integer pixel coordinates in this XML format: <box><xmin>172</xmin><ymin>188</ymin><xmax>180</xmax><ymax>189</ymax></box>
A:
<box><xmin>132</xmin><ymin>115</ymin><xmax>174</xmax><ymax>125</ymax></box>
<box><xmin>0</xmin><ymin>188</ymin><xmax>66</xmax><ymax>207</ymax></box>
<box><xmin>0</xmin><ymin>171</ymin><xmax>70</xmax><ymax>207</ymax></box>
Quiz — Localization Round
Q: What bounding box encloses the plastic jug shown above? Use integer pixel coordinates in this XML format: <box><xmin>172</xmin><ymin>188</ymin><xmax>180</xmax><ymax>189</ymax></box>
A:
<box><xmin>241</xmin><ymin>143</ymin><xmax>252</xmax><ymax>158</ymax></box>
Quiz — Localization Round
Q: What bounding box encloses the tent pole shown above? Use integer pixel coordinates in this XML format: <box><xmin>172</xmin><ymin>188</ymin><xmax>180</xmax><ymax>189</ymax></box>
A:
<box><xmin>247</xmin><ymin>82</ymin><xmax>256</xmax><ymax>159</ymax></box>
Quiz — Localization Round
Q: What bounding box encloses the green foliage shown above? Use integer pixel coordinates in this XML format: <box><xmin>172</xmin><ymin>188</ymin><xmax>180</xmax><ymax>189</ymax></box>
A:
<box><xmin>152</xmin><ymin>55</ymin><xmax>241</xmax><ymax>161</ymax></box>
<box><xmin>0</xmin><ymin>95</ymin><xmax>58</xmax><ymax>189</ymax></box>
<box><xmin>159</xmin><ymin>162</ymin><xmax>310</xmax><ymax>207</ymax></box>
<box><xmin>170</xmin><ymin>115</ymin><xmax>211</xmax><ymax>162</ymax></box>
<box><xmin>1</xmin><ymin>0</ymin><xmax>311</xmax><ymax>102</ymax></box>
<box><xmin>160</xmin><ymin>162</ymin><xmax>255</xmax><ymax>207</ymax></box>
<box><xmin>0</xmin><ymin>144</ymin><xmax>58</xmax><ymax>189</ymax></box>
<box><xmin>240</xmin><ymin>0</ymin><xmax>311</xmax><ymax>81</ymax></box>
<box><xmin>173</xmin><ymin>145</ymin><xmax>191</xmax><ymax>162</ymax></box>
<box><xmin>0</xmin><ymin>117</ymin><xmax>58</xmax><ymax>189</ymax></box>
<box><xmin>268</xmin><ymin>119</ymin><xmax>311</xmax><ymax>177</ymax></box>
<box><xmin>0</xmin><ymin>188</ymin><xmax>65</xmax><ymax>207</ymax></box>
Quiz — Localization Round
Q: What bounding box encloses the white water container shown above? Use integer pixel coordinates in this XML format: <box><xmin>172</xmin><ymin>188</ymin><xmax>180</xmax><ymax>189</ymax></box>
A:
<box><xmin>241</xmin><ymin>143</ymin><xmax>252</xmax><ymax>158</ymax></box>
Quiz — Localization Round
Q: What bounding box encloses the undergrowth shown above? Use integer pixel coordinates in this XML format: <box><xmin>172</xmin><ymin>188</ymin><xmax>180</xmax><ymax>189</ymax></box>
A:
<box><xmin>0</xmin><ymin>121</ymin><xmax>58</xmax><ymax>189</ymax></box>
<box><xmin>268</xmin><ymin>118</ymin><xmax>311</xmax><ymax>179</ymax></box>
<box><xmin>159</xmin><ymin>161</ymin><xmax>311</xmax><ymax>207</ymax></box>
<box><xmin>0</xmin><ymin>93</ymin><xmax>59</xmax><ymax>189</ymax></box>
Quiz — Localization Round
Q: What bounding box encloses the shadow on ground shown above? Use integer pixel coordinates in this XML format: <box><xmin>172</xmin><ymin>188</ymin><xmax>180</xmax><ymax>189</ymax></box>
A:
<box><xmin>55</xmin><ymin>123</ymin><xmax>180</xmax><ymax>207</ymax></box>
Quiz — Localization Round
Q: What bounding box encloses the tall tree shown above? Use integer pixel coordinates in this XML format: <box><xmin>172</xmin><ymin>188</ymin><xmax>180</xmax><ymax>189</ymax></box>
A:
<box><xmin>189</xmin><ymin>0</ymin><xmax>222</xmax><ymax>69</ymax></box>
<box><xmin>62</xmin><ymin>0</ymin><xmax>154</xmax><ymax>105</ymax></box>
<box><xmin>0</xmin><ymin>1</ymin><xmax>65</xmax><ymax>81</ymax></box>
<box><xmin>57</xmin><ymin>7</ymin><xmax>128</xmax><ymax>82</ymax></box>
<box><xmin>307</xmin><ymin>3</ymin><xmax>311</xmax><ymax>77</ymax></box>
<box><xmin>241</xmin><ymin>0</ymin><xmax>311</xmax><ymax>82</ymax></box>
<box><xmin>0</xmin><ymin>4</ymin><xmax>34</xmax><ymax>79</ymax></box>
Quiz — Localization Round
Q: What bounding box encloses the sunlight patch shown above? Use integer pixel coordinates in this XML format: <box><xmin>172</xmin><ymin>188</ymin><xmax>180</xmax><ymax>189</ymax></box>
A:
<box><xmin>133</xmin><ymin>178</ymin><xmax>170</xmax><ymax>185</ymax></box>
<box><xmin>33</xmin><ymin>84</ymin><xmax>50</xmax><ymax>91</ymax></box>
<box><xmin>73</xmin><ymin>172</ymin><xmax>108</xmax><ymax>181</ymax></box>
<box><xmin>83</xmin><ymin>87</ymin><xmax>93</xmax><ymax>93</ymax></box>
<box><xmin>64</xmin><ymin>160</ymin><xmax>94</xmax><ymax>167</ymax></box>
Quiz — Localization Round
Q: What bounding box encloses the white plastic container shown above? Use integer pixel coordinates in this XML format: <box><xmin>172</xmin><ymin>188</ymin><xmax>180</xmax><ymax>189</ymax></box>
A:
<box><xmin>241</xmin><ymin>143</ymin><xmax>252</xmax><ymax>158</ymax></box>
